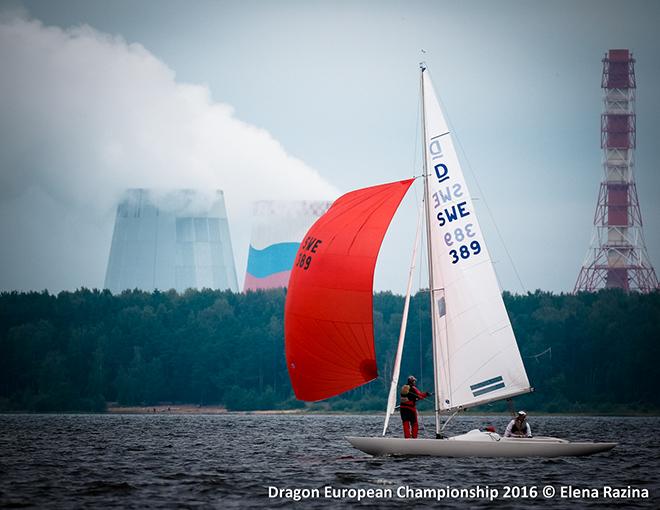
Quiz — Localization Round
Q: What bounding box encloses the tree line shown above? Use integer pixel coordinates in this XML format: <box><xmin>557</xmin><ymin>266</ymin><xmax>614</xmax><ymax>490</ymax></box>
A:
<box><xmin>0</xmin><ymin>288</ymin><xmax>657</xmax><ymax>413</ymax></box>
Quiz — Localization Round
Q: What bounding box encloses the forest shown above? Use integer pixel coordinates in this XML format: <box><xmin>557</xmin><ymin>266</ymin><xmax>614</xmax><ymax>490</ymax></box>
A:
<box><xmin>0</xmin><ymin>288</ymin><xmax>658</xmax><ymax>414</ymax></box>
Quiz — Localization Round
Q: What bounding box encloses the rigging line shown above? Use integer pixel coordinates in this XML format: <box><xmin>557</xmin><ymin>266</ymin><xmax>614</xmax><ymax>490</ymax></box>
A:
<box><xmin>434</xmin><ymin>92</ymin><xmax>527</xmax><ymax>294</ymax></box>
<box><xmin>525</xmin><ymin>347</ymin><xmax>552</xmax><ymax>361</ymax></box>
<box><xmin>418</xmin><ymin>212</ymin><xmax>424</xmax><ymax>386</ymax></box>
<box><xmin>410</xmin><ymin>184</ymin><xmax>425</xmax><ymax>386</ymax></box>
<box><xmin>404</xmin><ymin>187</ymin><xmax>426</xmax><ymax>391</ymax></box>
<box><xmin>418</xmin><ymin>213</ymin><xmax>424</xmax><ymax>386</ymax></box>
<box><xmin>409</xmin><ymin>79</ymin><xmax>424</xmax><ymax>388</ymax></box>
<box><xmin>440</xmin><ymin>408</ymin><xmax>461</xmax><ymax>432</ymax></box>
<box><xmin>411</xmin><ymin>75</ymin><xmax>422</xmax><ymax>179</ymax></box>
<box><xmin>416</xmin><ymin>189</ymin><xmax>429</xmax><ymax>387</ymax></box>
<box><xmin>507</xmin><ymin>398</ymin><xmax>516</xmax><ymax>417</ymax></box>
<box><xmin>412</xmin><ymin>194</ymin><xmax>427</xmax><ymax>387</ymax></box>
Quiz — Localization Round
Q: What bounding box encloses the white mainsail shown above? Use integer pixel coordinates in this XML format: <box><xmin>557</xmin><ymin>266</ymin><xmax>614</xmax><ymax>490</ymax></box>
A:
<box><xmin>421</xmin><ymin>68</ymin><xmax>531</xmax><ymax>413</ymax></box>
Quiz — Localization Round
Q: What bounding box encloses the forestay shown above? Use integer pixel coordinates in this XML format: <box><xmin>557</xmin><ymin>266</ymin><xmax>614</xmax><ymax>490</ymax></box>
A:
<box><xmin>421</xmin><ymin>69</ymin><xmax>531</xmax><ymax>411</ymax></box>
<box><xmin>383</xmin><ymin>204</ymin><xmax>424</xmax><ymax>436</ymax></box>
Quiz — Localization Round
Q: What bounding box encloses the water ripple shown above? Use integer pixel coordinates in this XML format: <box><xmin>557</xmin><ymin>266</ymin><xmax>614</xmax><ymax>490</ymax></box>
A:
<box><xmin>0</xmin><ymin>414</ymin><xmax>657</xmax><ymax>508</ymax></box>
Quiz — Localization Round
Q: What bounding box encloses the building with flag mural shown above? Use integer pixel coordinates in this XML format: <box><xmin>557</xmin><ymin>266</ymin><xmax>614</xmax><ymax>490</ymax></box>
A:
<box><xmin>244</xmin><ymin>201</ymin><xmax>331</xmax><ymax>291</ymax></box>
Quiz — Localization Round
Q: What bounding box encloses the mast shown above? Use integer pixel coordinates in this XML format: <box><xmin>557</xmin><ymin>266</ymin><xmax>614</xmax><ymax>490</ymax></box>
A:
<box><xmin>420</xmin><ymin>63</ymin><xmax>442</xmax><ymax>437</ymax></box>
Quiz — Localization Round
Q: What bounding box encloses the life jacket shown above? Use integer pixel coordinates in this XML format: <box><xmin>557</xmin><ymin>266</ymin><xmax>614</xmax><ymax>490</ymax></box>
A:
<box><xmin>400</xmin><ymin>384</ymin><xmax>425</xmax><ymax>409</ymax></box>
<box><xmin>511</xmin><ymin>419</ymin><xmax>527</xmax><ymax>434</ymax></box>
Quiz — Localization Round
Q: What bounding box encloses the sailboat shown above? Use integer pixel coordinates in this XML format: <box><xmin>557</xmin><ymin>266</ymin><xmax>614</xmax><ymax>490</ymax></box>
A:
<box><xmin>284</xmin><ymin>64</ymin><xmax>616</xmax><ymax>457</ymax></box>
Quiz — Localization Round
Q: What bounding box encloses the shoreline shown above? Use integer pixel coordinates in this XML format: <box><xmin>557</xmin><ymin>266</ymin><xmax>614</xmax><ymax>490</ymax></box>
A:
<box><xmin>107</xmin><ymin>405</ymin><xmax>228</xmax><ymax>414</ymax></box>
<box><xmin>106</xmin><ymin>405</ymin><xmax>313</xmax><ymax>415</ymax></box>
<box><xmin>0</xmin><ymin>407</ymin><xmax>652</xmax><ymax>417</ymax></box>
<box><xmin>2</xmin><ymin>404</ymin><xmax>658</xmax><ymax>417</ymax></box>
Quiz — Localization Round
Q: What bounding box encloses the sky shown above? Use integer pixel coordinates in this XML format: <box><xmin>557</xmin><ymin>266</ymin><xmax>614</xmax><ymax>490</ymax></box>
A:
<box><xmin>0</xmin><ymin>0</ymin><xmax>658</xmax><ymax>295</ymax></box>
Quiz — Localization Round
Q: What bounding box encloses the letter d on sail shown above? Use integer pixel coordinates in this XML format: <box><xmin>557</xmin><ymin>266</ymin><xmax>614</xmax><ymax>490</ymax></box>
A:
<box><xmin>434</xmin><ymin>163</ymin><xmax>449</xmax><ymax>183</ymax></box>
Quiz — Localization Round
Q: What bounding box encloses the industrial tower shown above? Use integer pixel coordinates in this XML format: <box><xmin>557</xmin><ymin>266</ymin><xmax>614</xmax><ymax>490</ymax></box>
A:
<box><xmin>575</xmin><ymin>49</ymin><xmax>658</xmax><ymax>292</ymax></box>
<box><xmin>105</xmin><ymin>189</ymin><xmax>239</xmax><ymax>294</ymax></box>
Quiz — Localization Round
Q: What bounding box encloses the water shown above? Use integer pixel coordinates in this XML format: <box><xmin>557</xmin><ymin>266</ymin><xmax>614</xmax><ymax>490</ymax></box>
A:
<box><xmin>0</xmin><ymin>414</ymin><xmax>657</xmax><ymax>508</ymax></box>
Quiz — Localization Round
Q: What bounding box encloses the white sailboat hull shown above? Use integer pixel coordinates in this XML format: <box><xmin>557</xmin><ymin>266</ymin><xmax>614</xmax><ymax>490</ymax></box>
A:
<box><xmin>346</xmin><ymin>431</ymin><xmax>616</xmax><ymax>458</ymax></box>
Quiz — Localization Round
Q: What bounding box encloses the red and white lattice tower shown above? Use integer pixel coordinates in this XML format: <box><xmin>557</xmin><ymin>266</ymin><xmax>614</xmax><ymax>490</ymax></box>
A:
<box><xmin>575</xmin><ymin>49</ymin><xmax>658</xmax><ymax>292</ymax></box>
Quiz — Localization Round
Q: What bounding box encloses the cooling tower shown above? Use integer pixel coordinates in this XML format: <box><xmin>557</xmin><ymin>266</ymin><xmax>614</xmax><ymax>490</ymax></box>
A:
<box><xmin>244</xmin><ymin>201</ymin><xmax>331</xmax><ymax>291</ymax></box>
<box><xmin>105</xmin><ymin>189</ymin><xmax>238</xmax><ymax>293</ymax></box>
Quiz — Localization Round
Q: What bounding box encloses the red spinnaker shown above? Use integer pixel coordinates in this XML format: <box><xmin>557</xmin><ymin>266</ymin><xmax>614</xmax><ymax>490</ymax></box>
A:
<box><xmin>285</xmin><ymin>179</ymin><xmax>414</xmax><ymax>401</ymax></box>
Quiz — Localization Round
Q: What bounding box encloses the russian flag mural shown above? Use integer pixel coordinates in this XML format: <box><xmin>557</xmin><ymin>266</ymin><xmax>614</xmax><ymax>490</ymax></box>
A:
<box><xmin>244</xmin><ymin>201</ymin><xmax>330</xmax><ymax>291</ymax></box>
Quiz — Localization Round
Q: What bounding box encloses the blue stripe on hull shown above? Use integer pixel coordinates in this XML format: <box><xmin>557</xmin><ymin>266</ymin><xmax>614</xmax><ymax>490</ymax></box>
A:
<box><xmin>246</xmin><ymin>242</ymin><xmax>299</xmax><ymax>278</ymax></box>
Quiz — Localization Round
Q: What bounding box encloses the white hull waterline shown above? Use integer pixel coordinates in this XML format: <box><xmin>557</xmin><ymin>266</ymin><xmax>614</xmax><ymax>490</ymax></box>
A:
<box><xmin>346</xmin><ymin>431</ymin><xmax>616</xmax><ymax>458</ymax></box>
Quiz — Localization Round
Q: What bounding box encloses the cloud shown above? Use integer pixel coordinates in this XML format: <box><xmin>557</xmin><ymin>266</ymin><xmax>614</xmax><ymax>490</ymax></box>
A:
<box><xmin>0</xmin><ymin>14</ymin><xmax>339</xmax><ymax>291</ymax></box>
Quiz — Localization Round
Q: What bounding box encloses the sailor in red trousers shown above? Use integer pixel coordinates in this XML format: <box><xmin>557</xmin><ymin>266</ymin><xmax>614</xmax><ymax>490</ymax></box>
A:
<box><xmin>399</xmin><ymin>375</ymin><xmax>429</xmax><ymax>438</ymax></box>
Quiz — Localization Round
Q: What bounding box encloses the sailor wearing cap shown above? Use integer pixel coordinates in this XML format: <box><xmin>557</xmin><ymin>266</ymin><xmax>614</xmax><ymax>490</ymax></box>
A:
<box><xmin>504</xmin><ymin>410</ymin><xmax>532</xmax><ymax>438</ymax></box>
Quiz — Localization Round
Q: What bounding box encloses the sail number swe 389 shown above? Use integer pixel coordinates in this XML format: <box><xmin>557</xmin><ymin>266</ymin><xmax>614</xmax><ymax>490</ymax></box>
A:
<box><xmin>443</xmin><ymin>224</ymin><xmax>481</xmax><ymax>264</ymax></box>
<box><xmin>296</xmin><ymin>236</ymin><xmax>323</xmax><ymax>270</ymax></box>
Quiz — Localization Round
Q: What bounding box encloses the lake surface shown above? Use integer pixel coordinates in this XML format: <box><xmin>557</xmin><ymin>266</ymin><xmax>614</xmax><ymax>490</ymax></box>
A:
<box><xmin>0</xmin><ymin>414</ymin><xmax>657</xmax><ymax>508</ymax></box>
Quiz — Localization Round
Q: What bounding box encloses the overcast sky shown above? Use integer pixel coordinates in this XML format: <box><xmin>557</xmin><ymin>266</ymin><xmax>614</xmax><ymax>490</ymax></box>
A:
<box><xmin>1</xmin><ymin>0</ymin><xmax>658</xmax><ymax>294</ymax></box>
